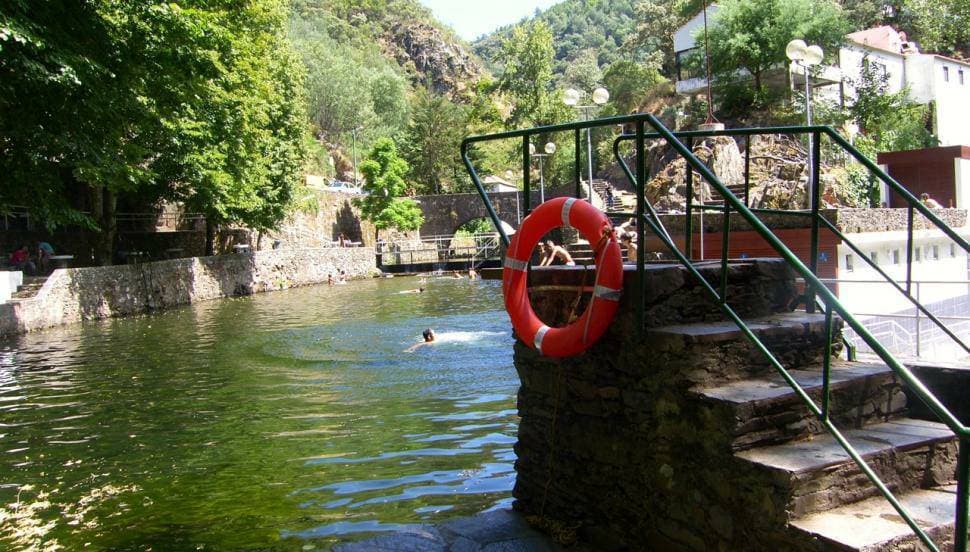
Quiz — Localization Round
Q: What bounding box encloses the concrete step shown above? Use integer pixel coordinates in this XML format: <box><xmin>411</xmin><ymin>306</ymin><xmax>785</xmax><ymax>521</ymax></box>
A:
<box><xmin>693</xmin><ymin>362</ymin><xmax>907</xmax><ymax>451</ymax></box>
<box><xmin>790</xmin><ymin>485</ymin><xmax>959</xmax><ymax>551</ymax></box>
<box><xmin>738</xmin><ymin>418</ymin><xmax>957</xmax><ymax>518</ymax></box>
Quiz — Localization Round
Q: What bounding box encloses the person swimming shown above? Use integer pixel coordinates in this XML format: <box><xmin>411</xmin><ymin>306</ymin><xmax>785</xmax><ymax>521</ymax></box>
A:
<box><xmin>404</xmin><ymin>328</ymin><xmax>435</xmax><ymax>352</ymax></box>
<box><xmin>399</xmin><ymin>287</ymin><xmax>425</xmax><ymax>294</ymax></box>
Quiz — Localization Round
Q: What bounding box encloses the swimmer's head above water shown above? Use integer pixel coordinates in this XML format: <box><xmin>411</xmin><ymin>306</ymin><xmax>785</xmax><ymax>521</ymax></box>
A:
<box><xmin>422</xmin><ymin>328</ymin><xmax>435</xmax><ymax>342</ymax></box>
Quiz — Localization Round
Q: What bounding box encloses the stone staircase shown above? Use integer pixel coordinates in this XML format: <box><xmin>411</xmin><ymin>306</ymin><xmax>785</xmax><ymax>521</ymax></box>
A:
<box><xmin>655</xmin><ymin>311</ymin><xmax>959</xmax><ymax>550</ymax></box>
<box><xmin>592</xmin><ymin>180</ymin><xmax>637</xmax><ymax>214</ymax></box>
<box><xmin>10</xmin><ymin>276</ymin><xmax>48</xmax><ymax>300</ymax></box>
<box><xmin>513</xmin><ymin>260</ymin><xmax>962</xmax><ymax>551</ymax></box>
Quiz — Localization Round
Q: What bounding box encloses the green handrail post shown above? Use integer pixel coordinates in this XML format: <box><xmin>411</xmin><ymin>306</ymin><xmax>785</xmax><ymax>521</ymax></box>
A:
<box><xmin>906</xmin><ymin>205</ymin><xmax>915</xmax><ymax>295</ymax></box>
<box><xmin>575</xmin><ymin>128</ymin><xmax>582</xmax><ymax>198</ymax></box>
<box><xmin>636</xmin><ymin>120</ymin><xmax>646</xmax><ymax>334</ymax></box>
<box><xmin>720</xmin><ymin>202</ymin><xmax>730</xmax><ymax>304</ymax></box>
<box><xmin>823</xmin><ymin>302</ymin><xmax>833</xmax><ymax>421</ymax></box>
<box><xmin>957</xmin><ymin>438</ymin><xmax>970</xmax><ymax>552</ymax></box>
<box><xmin>808</xmin><ymin>131</ymin><xmax>821</xmax><ymax>314</ymax></box>
<box><xmin>523</xmin><ymin>134</ymin><xmax>531</xmax><ymax>214</ymax></box>
<box><xmin>685</xmin><ymin>137</ymin><xmax>694</xmax><ymax>260</ymax></box>
<box><xmin>744</xmin><ymin>137</ymin><xmax>751</xmax><ymax>207</ymax></box>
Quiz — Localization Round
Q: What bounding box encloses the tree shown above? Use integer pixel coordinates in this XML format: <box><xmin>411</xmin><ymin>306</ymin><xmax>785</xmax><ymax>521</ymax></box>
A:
<box><xmin>355</xmin><ymin>138</ymin><xmax>423</xmax><ymax>240</ymax></box>
<box><xmin>402</xmin><ymin>89</ymin><xmax>470</xmax><ymax>194</ymax></box>
<box><xmin>496</xmin><ymin>21</ymin><xmax>557</xmax><ymax>127</ymax></box>
<box><xmin>905</xmin><ymin>0</ymin><xmax>969</xmax><ymax>58</ymax></box>
<box><xmin>562</xmin><ymin>49</ymin><xmax>603</xmax><ymax>92</ymax></box>
<box><xmin>847</xmin><ymin>56</ymin><xmax>937</xmax><ymax>153</ymax></box>
<box><xmin>0</xmin><ymin>0</ymin><xmax>307</xmax><ymax>261</ymax></box>
<box><xmin>602</xmin><ymin>59</ymin><xmax>663</xmax><ymax>114</ymax></box>
<box><xmin>623</xmin><ymin>0</ymin><xmax>694</xmax><ymax>77</ymax></box>
<box><xmin>705</xmin><ymin>0</ymin><xmax>848</xmax><ymax>100</ymax></box>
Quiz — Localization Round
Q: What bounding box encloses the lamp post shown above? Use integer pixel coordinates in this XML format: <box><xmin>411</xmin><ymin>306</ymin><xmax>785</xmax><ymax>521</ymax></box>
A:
<box><xmin>785</xmin><ymin>39</ymin><xmax>823</xmax><ymax>207</ymax></box>
<box><xmin>564</xmin><ymin>86</ymin><xmax>609</xmax><ymax>202</ymax></box>
<box><xmin>350</xmin><ymin>126</ymin><xmax>363</xmax><ymax>189</ymax></box>
<box><xmin>529</xmin><ymin>141</ymin><xmax>557</xmax><ymax>204</ymax></box>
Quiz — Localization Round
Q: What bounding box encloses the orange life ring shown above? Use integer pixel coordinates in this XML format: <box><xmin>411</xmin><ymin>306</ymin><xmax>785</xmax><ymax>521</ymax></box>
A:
<box><xmin>502</xmin><ymin>197</ymin><xmax>623</xmax><ymax>358</ymax></box>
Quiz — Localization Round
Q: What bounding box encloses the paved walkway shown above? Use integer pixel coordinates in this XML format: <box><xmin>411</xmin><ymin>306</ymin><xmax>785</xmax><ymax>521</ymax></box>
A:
<box><xmin>333</xmin><ymin>509</ymin><xmax>561</xmax><ymax>552</ymax></box>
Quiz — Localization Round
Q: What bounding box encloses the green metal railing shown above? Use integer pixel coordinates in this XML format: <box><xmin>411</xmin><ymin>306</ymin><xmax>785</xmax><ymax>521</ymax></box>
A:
<box><xmin>460</xmin><ymin>112</ymin><xmax>970</xmax><ymax>552</ymax></box>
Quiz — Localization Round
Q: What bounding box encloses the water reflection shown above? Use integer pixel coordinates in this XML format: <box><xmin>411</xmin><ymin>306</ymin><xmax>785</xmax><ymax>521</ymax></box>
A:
<box><xmin>0</xmin><ymin>277</ymin><xmax>518</xmax><ymax>549</ymax></box>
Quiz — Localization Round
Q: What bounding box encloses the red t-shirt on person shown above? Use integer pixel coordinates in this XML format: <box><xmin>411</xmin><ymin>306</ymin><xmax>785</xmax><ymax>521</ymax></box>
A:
<box><xmin>9</xmin><ymin>249</ymin><xmax>27</xmax><ymax>264</ymax></box>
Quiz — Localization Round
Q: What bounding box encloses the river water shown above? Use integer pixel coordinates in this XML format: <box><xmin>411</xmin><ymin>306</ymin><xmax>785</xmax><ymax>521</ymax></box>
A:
<box><xmin>0</xmin><ymin>276</ymin><xmax>518</xmax><ymax>550</ymax></box>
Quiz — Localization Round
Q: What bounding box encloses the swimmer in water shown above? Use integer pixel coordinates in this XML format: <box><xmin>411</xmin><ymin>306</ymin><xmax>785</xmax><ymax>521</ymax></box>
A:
<box><xmin>400</xmin><ymin>287</ymin><xmax>425</xmax><ymax>294</ymax></box>
<box><xmin>404</xmin><ymin>328</ymin><xmax>435</xmax><ymax>352</ymax></box>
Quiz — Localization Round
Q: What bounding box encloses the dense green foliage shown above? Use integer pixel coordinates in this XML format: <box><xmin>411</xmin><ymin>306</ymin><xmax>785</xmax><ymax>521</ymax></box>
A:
<box><xmin>0</xmin><ymin>0</ymin><xmax>307</xmax><ymax>260</ymax></box>
<box><xmin>356</xmin><ymin>138</ymin><xmax>423</xmax><ymax>236</ymax></box>
<box><xmin>475</xmin><ymin>0</ymin><xmax>640</xmax><ymax>79</ymax></box>
<box><xmin>401</xmin><ymin>90</ymin><xmax>470</xmax><ymax>194</ymax></box>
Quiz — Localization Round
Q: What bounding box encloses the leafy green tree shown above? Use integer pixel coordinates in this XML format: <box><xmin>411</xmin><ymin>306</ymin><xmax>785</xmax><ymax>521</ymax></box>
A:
<box><xmin>562</xmin><ymin>49</ymin><xmax>603</xmax><ymax>92</ymax></box>
<box><xmin>623</xmin><ymin>0</ymin><xmax>695</xmax><ymax>77</ymax></box>
<box><xmin>705</xmin><ymin>0</ymin><xmax>848</xmax><ymax>101</ymax></box>
<box><xmin>1</xmin><ymin>0</ymin><xmax>307</xmax><ymax>261</ymax></box>
<box><xmin>356</xmin><ymin>138</ymin><xmax>423</xmax><ymax>240</ymax></box>
<box><xmin>497</xmin><ymin>21</ymin><xmax>557</xmax><ymax>127</ymax></box>
<box><xmin>401</xmin><ymin>89</ymin><xmax>470</xmax><ymax>194</ymax></box>
<box><xmin>602</xmin><ymin>59</ymin><xmax>663</xmax><ymax>114</ymax></box>
<box><xmin>905</xmin><ymin>0</ymin><xmax>969</xmax><ymax>58</ymax></box>
<box><xmin>848</xmin><ymin>56</ymin><xmax>937</xmax><ymax>153</ymax></box>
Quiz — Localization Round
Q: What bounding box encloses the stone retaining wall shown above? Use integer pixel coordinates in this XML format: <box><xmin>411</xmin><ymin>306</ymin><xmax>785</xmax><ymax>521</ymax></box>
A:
<box><xmin>0</xmin><ymin>247</ymin><xmax>376</xmax><ymax>337</ymax></box>
<box><xmin>512</xmin><ymin>260</ymin><xmax>824</xmax><ymax>550</ymax></box>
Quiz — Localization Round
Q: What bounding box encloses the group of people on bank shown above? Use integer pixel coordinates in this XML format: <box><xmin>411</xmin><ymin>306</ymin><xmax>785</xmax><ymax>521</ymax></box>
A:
<box><xmin>535</xmin><ymin>217</ymin><xmax>640</xmax><ymax>267</ymax></box>
<box><xmin>6</xmin><ymin>241</ymin><xmax>55</xmax><ymax>275</ymax></box>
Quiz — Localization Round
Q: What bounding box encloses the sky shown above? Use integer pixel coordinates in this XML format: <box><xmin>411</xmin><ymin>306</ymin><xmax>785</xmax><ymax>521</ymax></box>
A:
<box><xmin>417</xmin><ymin>0</ymin><xmax>566</xmax><ymax>41</ymax></box>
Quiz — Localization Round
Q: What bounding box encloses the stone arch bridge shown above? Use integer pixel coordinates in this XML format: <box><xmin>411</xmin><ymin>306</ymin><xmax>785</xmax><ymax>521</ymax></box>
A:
<box><xmin>415</xmin><ymin>186</ymin><xmax>576</xmax><ymax>237</ymax></box>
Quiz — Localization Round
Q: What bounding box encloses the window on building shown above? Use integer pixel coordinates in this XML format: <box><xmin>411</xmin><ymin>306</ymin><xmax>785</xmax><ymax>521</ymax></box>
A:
<box><xmin>932</xmin><ymin>245</ymin><xmax>940</xmax><ymax>260</ymax></box>
<box><xmin>870</xmin><ymin>251</ymin><xmax>878</xmax><ymax>264</ymax></box>
<box><xmin>951</xmin><ymin>243</ymin><xmax>957</xmax><ymax>257</ymax></box>
<box><xmin>845</xmin><ymin>254</ymin><xmax>854</xmax><ymax>272</ymax></box>
<box><xmin>892</xmin><ymin>249</ymin><xmax>900</xmax><ymax>264</ymax></box>
<box><xmin>915</xmin><ymin>247</ymin><xmax>921</xmax><ymax>262</ymax></box>
<box><xmin>943</xmin><ymin>66</ymin><xmax>950</xmax><ymax>82</ymax></box>
<box><xmin>961</xmin><ymin>69</ymin><xmax>966</xmax><ymax>85</ymax></box>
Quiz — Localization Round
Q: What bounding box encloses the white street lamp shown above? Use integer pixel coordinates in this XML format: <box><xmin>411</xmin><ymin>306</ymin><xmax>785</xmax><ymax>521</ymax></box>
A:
<box><xmin>786</xmin><ymin>39</ymin><xmax>823</xmax><ymax>208</ymax></box>
<box><xmin>564</xmin><ymin>87</ymin><xmax>609</xmax><ymax>202</ymax></box>
<box><xmin>350</xmin><ymin>126</ymin><xmax>363</xmax><ymax>189</ymax></box>
<box><xmin>530</xmin><ymin>142</ymin><xmax>557</xmax><ymax>203</ymax></box>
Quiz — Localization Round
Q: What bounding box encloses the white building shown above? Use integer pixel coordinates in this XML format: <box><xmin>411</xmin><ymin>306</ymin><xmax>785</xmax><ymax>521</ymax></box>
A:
<box><xmin>673</xmin><ymin>15</ymin><xmax>970</xmax><ymax>147</ymax></box>
<box><xmin>840</xmin><ymin>26</ymin><xmax>970</xmax><ymax>147</ymax></box>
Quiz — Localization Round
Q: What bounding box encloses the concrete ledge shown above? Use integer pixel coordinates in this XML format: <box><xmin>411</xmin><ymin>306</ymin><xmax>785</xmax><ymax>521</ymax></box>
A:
<box><xmin>0</xmin><ymin>247</ymin><xmax>376</xmax><ymax>337</ymax></box>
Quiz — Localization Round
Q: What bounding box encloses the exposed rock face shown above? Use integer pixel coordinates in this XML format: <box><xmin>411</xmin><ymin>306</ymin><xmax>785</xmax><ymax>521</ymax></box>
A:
<box><xmin>637</xmin><ymin>134</ymin><xmax>868</xmax><ymax>213</ymax></box>
<box><xmin>384</xmin><ymin>22</ymin><xmax>484</xmax><ymax>99</ymax></box>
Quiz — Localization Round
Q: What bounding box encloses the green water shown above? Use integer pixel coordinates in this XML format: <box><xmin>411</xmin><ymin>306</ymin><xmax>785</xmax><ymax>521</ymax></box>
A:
<box><xmin>0</xmin><ymin>277</ymin><xmax>518</xmax><ymax>550</ymax></box>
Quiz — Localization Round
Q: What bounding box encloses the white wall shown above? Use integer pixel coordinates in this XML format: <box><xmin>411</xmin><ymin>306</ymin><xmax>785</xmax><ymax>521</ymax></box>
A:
<box><xmin>930</xmin><ymin>58</ymin><xmax>970</xmax><ymax>147</ymax></box>
<box><xmin>835</xmin><ymin>228</ymin><xmax>970</xmax><ymax>316</ymax></box>
<box><xmin>0</xmin><ymin>272</ymin><xmax>23</xmax><ymax>304</ymax></box>
<box><xmin>957</xmin><ymin>158</ymin><xmax>970</xmax><ymax>210</ymax></box>
<box><xmin>840</xmin><ymin>45</ymin><xmax>906</xmax><ymax>101</ymax></box>
<box><xmin>673</xmin><ymin>5</ymin><xmax>718</xmax><ymax>54</ymax></box>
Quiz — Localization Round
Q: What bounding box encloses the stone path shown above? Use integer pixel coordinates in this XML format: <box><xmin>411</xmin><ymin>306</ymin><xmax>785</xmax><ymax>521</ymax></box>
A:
<box><xmin>333</xmin><ymin>509</ymin><xmax>561</xmax><ymax>552</ymax></box>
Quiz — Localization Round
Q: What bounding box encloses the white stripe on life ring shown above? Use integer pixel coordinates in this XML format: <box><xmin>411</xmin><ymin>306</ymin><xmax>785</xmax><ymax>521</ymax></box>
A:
<box><xmin>504</xmin><ymin>257</ymin><xmax>528</xmax><ymax>271</ymax></box>
<box><xmin>593</xmin><ymin>285</ymin><xmax>622</xmax><ymax>301</ymax></box>
<box><xmin>561</xmin><ymin>198</ymin><xmax>577</xmax><ymax>228</ymax></box>
<box><xmin>534</xmin><ymin>324</ymin><xmax>550</xmax><ymax>354</ymax></box>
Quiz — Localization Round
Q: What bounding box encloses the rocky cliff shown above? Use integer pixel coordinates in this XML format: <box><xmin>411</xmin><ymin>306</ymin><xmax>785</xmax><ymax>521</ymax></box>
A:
<box><xmin>384</xmin><ymin>21</ymin><xmax>484</xmax><ymax>99</ymax></box>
